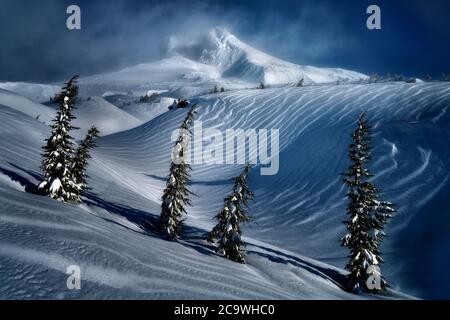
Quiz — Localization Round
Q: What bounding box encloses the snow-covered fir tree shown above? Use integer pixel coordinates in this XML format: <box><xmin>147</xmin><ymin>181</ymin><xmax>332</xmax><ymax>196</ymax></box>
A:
<box><xmin>72</xmin><ymin>126</ymin><xmax>100</xmax><ymax>193</ymax></box>
<box><xmin>341</xmin><ymin>112</ymin><xmax>395</xmax><ymax>293</ymax></box>
<box><xmin>159</xmin><ymin>104</ymin><xmax>197</xmax><ymax>239</ymax></box>
<box><xmin>38</xmin><ymin>75</ymin><xmax>81</xmax><ymax>202</ymax></box>
<box><xmin>207</xmin><ymin>164</ymin><xmax>254</xmax><ymax>263</ymax></box>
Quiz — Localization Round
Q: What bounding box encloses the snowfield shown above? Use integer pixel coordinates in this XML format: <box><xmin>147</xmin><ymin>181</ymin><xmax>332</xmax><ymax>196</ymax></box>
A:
<box><xmin>0</xmin><ymin>28</ymin><xmax>449</xmax><ymax>300</ymax></box>
<box><xmin>1</xmin><ymin>81</ymin><xmax>449</xmax><ymax>299</ymax></box>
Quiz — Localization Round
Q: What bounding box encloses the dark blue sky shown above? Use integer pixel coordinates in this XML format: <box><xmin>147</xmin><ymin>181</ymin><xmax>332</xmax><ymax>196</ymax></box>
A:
<box><xmin>1</xmin><ymin>0</ymin><xmax>449</xmax><ymax>82</ymax></box>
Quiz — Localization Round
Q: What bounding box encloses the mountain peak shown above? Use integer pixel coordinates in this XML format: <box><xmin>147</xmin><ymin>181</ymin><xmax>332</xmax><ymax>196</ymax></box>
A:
<box><xmin>208</xmin><ymin>26</ymin><xmax>233</xmax><ymax>38</ymax></box>
<box><xmin>167</xmin><ymin>27</ymin><xmax>241</xmax><ymax>63</ymax></box>
<box><xmin>168</xmin><ymin>27</ymin><xmax>366</xmax><ymax>84</ymax></box>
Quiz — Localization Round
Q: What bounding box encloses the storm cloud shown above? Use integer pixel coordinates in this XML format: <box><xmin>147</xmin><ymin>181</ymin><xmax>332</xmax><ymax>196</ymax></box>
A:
<box><xmin>0</xmin><ymin>0</ymin><xmax>449</xmax><ymax>82</ymax></box>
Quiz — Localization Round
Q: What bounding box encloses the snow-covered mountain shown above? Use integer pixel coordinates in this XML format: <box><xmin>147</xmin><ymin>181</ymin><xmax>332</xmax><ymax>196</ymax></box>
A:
<box><xmin>79</xmin><ymin>27</ymin><xmax>367</xmax><ymax>98</ymax></box>
<box><xmin>171</xmin><ymin>27</ymin><xmax>367</xmax><ymax>84</ymax></box>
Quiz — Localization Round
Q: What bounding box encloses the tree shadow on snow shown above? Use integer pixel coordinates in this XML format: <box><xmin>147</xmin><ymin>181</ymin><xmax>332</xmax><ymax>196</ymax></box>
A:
<box><xmin>0</xmin><ymin>165</ymin><xmax>41</xmax><ymax>194</ymax></box>
<box><xmin>247</xmin><ymin>243</ymin><xmax>348</xmax><ymax>291</ymax></box>
<box><xmin>83</xmin><ymin>192</ymin><xmax>161</xmax><ymax>235</ymax></box>
<box><xmin>82</xmin><ymin>192</ymin><xmax>217</xmax><ymax>259</ymax></box>
<box><xmin>8</xmin><ymin>162</ymin><xmax>42</xmax><ymax>181</ymax></box>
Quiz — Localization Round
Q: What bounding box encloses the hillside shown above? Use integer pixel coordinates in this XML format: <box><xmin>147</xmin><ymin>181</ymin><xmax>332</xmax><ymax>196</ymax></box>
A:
<box><xmin>1</xmin><ymin>80</ymin><xmax>449</xmax><ymax>299</ymax></box>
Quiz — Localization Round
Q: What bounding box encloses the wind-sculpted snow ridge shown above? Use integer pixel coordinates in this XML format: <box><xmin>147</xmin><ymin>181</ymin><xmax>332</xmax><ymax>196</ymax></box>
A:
<box><xmin>96</xmin><ymin>82</ymin><xmax>450</xmax><ymax>299</ymax></box>
<box><xmin>0</xmin><ymin>86</ymin><xmax>409</xmax><ymax>300</ymax></box>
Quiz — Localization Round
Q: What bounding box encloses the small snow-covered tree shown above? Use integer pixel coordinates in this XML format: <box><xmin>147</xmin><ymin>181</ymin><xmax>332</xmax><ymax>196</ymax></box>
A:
<box><xmin>369</xmin><ymin>73</ymin><xmax>379</xmax><ymax>83</ymax></box>
<box><xmin>341</xmin><ymin>112</ymin><xmax>395</xmax><ymax>293</ymax></box>
<box><xmin>159</xmin><ymin>104</ymin><xmax>197</xmax><ymax>239</ymax></box>
<box><xmin>38</xmin><ymin>75</ymin><xmax>81</xmax><ymax>202</ymax></box>
<box><xmin>72</xmin><ymin>126</ymin><xmax>100</xmax><ymax>193</ymax></box>
<box><xmin>207</xmin><ymin>164</ymin><xmax>254</xmax><ymax>263</ymax></box>
<box><xmin>51</xmin><ymin>78</ymin><xmax>79</xmax><ymax>103</ymax></box>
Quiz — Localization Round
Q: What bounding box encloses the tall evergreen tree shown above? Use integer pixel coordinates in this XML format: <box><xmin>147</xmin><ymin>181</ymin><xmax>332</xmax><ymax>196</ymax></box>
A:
<box><xmin>38</xmin><ymin>75</ymin><xmax>81</xmax><ymax>202</ymax></box>
<box><xmin>341</xmin><ymin>112</ymin><xmax>395</xmax><ymax>293</ymax></box>
<box><xmin>159</xmin><ymin>104</ymin><xmax>197</xmax><ymax>239</ymax></box>
<box><xmin>207</xmin><ymin>164</ymin><xmax>254</xmax><ymax>263</ymax></box>
<box><xmin>72</xmin><ymin>126</ymin><xmax>100</xmax><ymax>193</ymax></box>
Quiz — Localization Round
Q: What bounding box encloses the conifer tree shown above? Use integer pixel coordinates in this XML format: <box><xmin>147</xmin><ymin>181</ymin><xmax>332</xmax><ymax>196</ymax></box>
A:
<box><xmin>159</xmin><ymin>104</ymin><xmax>197</xmax><ymax>239</ymax></box>
<box><xmin>207</xmin><ymin>164</ymin><xmax>254</xmax><ymax>263</ymax></box>
<box><xmin>38</xmin><ymin>75</ymin><xmax>81</xmax><ymax>202</ymax></box>
<box><xmin>72</xmin><ymin>126</ymin><xmax>100</xmax><ymax>193</ymax></box>
<box><xmin>341</xmin><ymin>112</ymin><xmax>395</xmax><ymax>293</ymax></box>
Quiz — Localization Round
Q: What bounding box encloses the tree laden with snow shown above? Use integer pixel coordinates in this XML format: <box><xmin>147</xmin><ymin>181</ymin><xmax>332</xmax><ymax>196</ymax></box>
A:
<box><xmin>159</xmin><ymin>104</ymin><xmax>197</xmax><ymax>239</ymax></box>
<box><xmin>341</xmin><ymin>112</ymin><xmax>395</xmax><ymax>293</ymax></box>
<box><xmin>51</xmin><ymin>78</ymin><xmax>79</xmax><ymax>104</ymax></box>
<box><xmin>207</xmin><ymin>164</ymin><xmax>254</xmax><ymax>263</ymax></box>
<box><xmin>72</xmin><ymin>126</ymin><xmax>100</xmax><ymax>193</ymax></box>
<box><xmin>38</xmin><ymin>75</ymin><xmax>81</xmax><ymax>202</ymax></box>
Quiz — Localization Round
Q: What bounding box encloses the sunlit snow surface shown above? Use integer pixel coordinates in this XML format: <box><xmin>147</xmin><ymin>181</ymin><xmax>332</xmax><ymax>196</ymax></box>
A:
<box><xmin>1</xmin><ymin>80</ymin><xmax>449</xmax><ymax>299</ymax></box>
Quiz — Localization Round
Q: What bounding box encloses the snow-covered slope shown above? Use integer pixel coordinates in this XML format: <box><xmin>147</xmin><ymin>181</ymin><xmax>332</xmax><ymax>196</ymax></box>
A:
<box><xmin>95</xmin><ymin>82</ymin><xmax>450</xmax><ymax>299</ymax></box>
<box><xmin>170</xmin><ymin>27</ymin><xmax>367</xmax><ymax>84</ymax></box>
<box><xmin>80</xmin><ymin>56</ymin><xmax>222</xmax><ymax>98</ymax></box>
<box><xmin>1</xmin><ymin>80</ymin><xmax>448</xmax><ymax>299</ymax></box>
<box><xmin>119</xmin><ymin>97</ymin><xmax>174</xmax><ymax>123</ymax></box>
<box><xmin>0</xmin><ymin>95</ymin><xmax>385</xmax><ymax>300</ymax></box>
<box><xmin>0</xmin><ymin>184</ymin><xmax>376</xmax><ymax>299</ymax></box>
<box><xmin>0</xmin><ymin>88</ymin><xmax>54</xmax><ymax>124</ymax></box>
<box><xmin>0</xmin><ymin>82</ymin><xmax>59</xmax><ymax>103</ymax></box>
<box><xmin>70</xmin><ymin>96</ymin><xmax>143</xmax><ymax>137</ymax></box>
